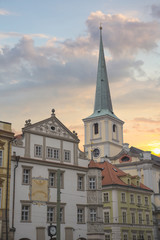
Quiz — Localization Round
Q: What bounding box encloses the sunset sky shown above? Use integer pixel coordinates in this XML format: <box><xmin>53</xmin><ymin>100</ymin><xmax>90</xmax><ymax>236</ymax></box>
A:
<box><xmin>0</xmin><ymin>0</ymin><xmax>160</xmax><ymax>155</ymax></box>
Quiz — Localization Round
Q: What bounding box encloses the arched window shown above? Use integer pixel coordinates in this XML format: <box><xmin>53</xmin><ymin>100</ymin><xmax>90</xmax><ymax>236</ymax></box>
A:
<box><xmin>113</xmin><ymin>124</ymin><xmax>116</xmax><ymax>132</ymax></box>
<box><xmin>94</xmin><ymin>123</ymin><xmax>98</xmax><ymax>135</ymax></box>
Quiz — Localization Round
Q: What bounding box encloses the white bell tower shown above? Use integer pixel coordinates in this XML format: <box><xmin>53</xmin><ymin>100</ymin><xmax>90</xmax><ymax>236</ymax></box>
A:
<box><xmin>83</xmin><ymin>27</ymin><xmax>124</xmax><ymax>162</ymax></box>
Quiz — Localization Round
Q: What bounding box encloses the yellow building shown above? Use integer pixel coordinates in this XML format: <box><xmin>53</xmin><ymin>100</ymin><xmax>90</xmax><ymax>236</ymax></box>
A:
<box><xmin>89</xmin><ymin>160</ymin><xmax>153</xmax><ymax>240</ymax></box>
<box><xmin>0</xmin><ymin>121</ymin><xmax>14</xmax><ymax>240</ymax></box>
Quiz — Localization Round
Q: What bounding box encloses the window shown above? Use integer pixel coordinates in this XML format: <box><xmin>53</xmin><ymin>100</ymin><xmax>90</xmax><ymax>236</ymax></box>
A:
<box><xmin>104</xmin><ymin>211</ymin><xmax>110</xmax><ymax>223</ymax></box>
<box><xmin>113</xmin><ymin>124</ymin><xmax>116</xmax><ymax>132</ymax></box>
<box><xmin>146</xmin><ymin>214</ymin><xmax>150</xmax><ymax>224</ymax></box>
<box><xmin>94</xmin><ymin>123</ymin><xmax>98</xmax><ymax>135</ymax></box>
<box><xmin>122</xmin><ymin>211</ymin><xmax>127</xmax><ymax>223</ymax></box>
<box><xmin>64</xmin><ymin>150</ymin><xmax>70</xmax><ymax>162</ymax></box>
<box><xmin>0</xmin><ymin>150</ymin><xmax>3</xmax><ymax>166</ymax></box>
<box><xmin>60</xmin><ymin>207</ymin><xmax>64</xmax><ymax>223</ymax></box>
<box><xmin>21</xmin><ymin>204</ymin><xmax>31</xmax><ymax>222</ymax></box>
<box><xmin>22</xmin><ymin>168</ymin><xmax>31</xmax><ymax>185</ymax></box>
<box><xmin>103</xmin><ymin>192</ymin><xmax>109</xmax><ymax>202</ymax></box>
<box><xmin>139</xmin><ymin>234</ymin><xmax>144</xmax><ymax>240</ymax></box>
<box><xmin>35</xmin><ymin>145</ymin><xmax>42</xmax><ymax>158</ymax></box>
<box><xmin>0</xmin><ymin>188</ymin><xmax>2</xmax><ymax>208</ymax></box>
<box><xmin>90</xmin><ymin>208</ymin><xmax>96</xmax><ymax>222</ymax></box>
<box><xmin>121</xmin><ymin>156</ymin><xmax>130</xmax><ymax>162</ymax></box>
<box><xmin>138</xmin><ymin>213</ymin><xmax>143</xmax><ymax>224</ymax></box>
<box><xmin>77</xmin><ymin>207</ymin><xmax>85</xmax><ymax>223</ymax></box>
<box><xmin>49</xmin><ymin>171</ymin><xmax>56</xmax><ymax>187</ymax></box>
<box><xmin>77</xmin><ymin>174</ymin><xmax>84</xmax><ymax>191</ymax></box>
<box><xmin>132</xmin><ymin>235</ymin><xmax>137</xmax><ymax>240</ymax></box>
<box><xmin>89</xmin><ymin>177</ymin><xmax>96</xmax><ymax>190</ymax></box>
<box><xmin>105</xmin><ymin>235</ymin><xmax>111</xmax><ymax>240</ymax></box>
<box><xmin>131</xmin><ymin>212</ymin><xmax>135</xmax><ymax>224</ymax></box>
<box><xmin>147</xmin><ymin>235</ymin><xmax>151</xmax><ymax>240</ymax></box>
<box><xmin>145</xmin><ymin>196</ymin><xmax>149</xmax><ymax>206</ymax></box>
<box><xmin>121</xmin><ymin>193</ymin><xmax>126</xmax><ymax>202</ymax></box>
<box><xmin>49</xmin><ymin>171</ymin><xmax>64</xmax><ymax>189</ymax></box>
<box><xmin>123</xmin><ymin>234</ymin><xmax>128</xmax><ymax>240</ymax></box>
<box><xmin>137</xmin><ymin>195</ymin><xmax>141</xmax><ymax>205</ymax></box>
<box><xmin>47</xmin><ymin>147</ymin><xmax>59</xmax><ymax>160</ymax></box>
<box><xmin>47</xmin><ymin>206</ymin><xmax>55</xmax><ymax>222</ymax></box>
<box><xmin>130</xmin><ymin>194</ymin><xmax>134</xmax><ymax>204</ymax></box>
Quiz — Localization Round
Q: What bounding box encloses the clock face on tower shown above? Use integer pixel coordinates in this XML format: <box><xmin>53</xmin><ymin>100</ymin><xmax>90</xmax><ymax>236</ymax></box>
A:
<box><xmin>93</xmin><ymin>148</ymin><xmax>100</xmax><ymax>157</ymax></box>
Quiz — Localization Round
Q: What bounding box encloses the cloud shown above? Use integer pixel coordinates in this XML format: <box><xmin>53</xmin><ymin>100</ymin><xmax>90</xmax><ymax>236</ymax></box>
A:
<box><xmin>0</xmin><ymin>9</ymin><xmax>10</xmax><ymax>15</ymax></box>
<box><xmin>133</xmin><ymin>117</ymin><xmax>160</xmax><ymax>123</ymax></box>
<box><xmin>0</xmin><ymin>11</ymin><xmax>160</xmax><ymax>135</ymax></box>
<box><xmin>151</xmin><ymin>5</ymin><xmax>160</xmax><ymax>19</ymax></box>
<box><xmin>87</xmin><ymin>12</ymin><xmax>160</xmax><ymax>57</ymax></box>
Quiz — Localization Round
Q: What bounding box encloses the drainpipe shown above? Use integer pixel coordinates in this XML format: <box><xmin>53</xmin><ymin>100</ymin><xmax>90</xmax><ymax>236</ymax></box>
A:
<box><xmin>11</xmin><ymin>156</ymin><xmax>19</xmax><ymax>231</ymax></box>
<box><xmin>6</xmin><ymin>139</ymin><xmax>14</xmax><ymax>240</ymax></box>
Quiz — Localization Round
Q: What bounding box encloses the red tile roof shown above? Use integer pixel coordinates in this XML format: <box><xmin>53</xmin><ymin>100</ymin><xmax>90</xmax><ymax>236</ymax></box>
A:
<box><xmin>88</xmin><ymin>160</ymin><xmax>152</xmax><ymax>191</ymax></box>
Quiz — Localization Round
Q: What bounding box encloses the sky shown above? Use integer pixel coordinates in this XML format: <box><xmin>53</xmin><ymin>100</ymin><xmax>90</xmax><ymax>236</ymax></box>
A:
<box><xmin>0</xmin><ymin>0</ymin><xmax>160</xmax><ymax>155</ymax></box>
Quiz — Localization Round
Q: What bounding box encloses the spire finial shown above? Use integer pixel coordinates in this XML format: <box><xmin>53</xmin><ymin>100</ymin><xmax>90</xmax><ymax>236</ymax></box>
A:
<box><xmin>99</xmin><ymin>23</ymin><xmax>102</xmax><ymax>30</ymax></box>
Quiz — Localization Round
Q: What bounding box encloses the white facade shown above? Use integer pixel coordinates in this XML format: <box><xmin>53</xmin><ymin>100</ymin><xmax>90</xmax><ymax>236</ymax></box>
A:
<box><xmin>9</xmin><ymin>110</ymin><xmax>104</xmax><ymax>240</ymax></box>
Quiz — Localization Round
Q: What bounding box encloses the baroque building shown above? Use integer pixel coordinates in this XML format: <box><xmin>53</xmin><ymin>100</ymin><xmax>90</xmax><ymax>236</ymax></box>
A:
<box><xmin>0</xmin><ymin>121</ymin><xmax>14</xmax><ymax>240</ymax></box>
<box><xmin>9</xmin><ymin>110</ymin><xmax>104</xmax><ymax>240</ymax></box>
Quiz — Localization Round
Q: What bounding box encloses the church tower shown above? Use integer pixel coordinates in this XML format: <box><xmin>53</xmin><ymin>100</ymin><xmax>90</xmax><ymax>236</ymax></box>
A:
<box><xmin>83</xmin><ymin>27</ymin><xmax>124</xmax><ymax>161</ymax></box>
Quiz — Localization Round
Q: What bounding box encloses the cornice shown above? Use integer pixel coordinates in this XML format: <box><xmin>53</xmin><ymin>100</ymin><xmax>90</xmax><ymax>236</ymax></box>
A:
<box><xmin>12</xmin><ymin>156</ymin><xmax>88</xmax><ymax>172</ymax></box>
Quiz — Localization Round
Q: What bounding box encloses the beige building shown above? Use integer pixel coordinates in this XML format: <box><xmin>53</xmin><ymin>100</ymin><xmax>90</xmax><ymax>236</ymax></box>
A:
<box><xmin>0</xmin><ymin>121</ymin><xmax>14</xmax><ymax>240</ymax></box>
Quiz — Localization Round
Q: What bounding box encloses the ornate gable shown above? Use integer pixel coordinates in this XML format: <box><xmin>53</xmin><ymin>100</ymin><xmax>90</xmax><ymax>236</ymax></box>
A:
<box><xmin>23</xmin><ymin>110</ymin><xmax>79</xmax><ymax>143</ymax></box>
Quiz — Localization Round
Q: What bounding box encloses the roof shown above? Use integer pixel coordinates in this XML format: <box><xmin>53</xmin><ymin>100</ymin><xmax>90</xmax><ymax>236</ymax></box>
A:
<box><xmin>130</xmin><ymin>146</ymin><xmax>160</xmax><ymax>162</ymax></box>
<box><xmin>88</xmin><ymin>160</ymin><xmax>152</xmax><ymax>191</ymax></box>
<box><xmin>84</xmin><ymin>28</ymin><xmax>121</xmax><ymax>121</ymax></box>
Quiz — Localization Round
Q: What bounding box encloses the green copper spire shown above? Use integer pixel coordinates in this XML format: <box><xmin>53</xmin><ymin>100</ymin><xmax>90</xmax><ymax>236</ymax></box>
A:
<box><xmin>84</xmin><ymin>26</ymin><xmax>119</xmax><ymax>120</ymax></box>
<box><xmin>94</xmin><ymin>26</ymin><xmax>113</xmax><ymax>114</ymax></box>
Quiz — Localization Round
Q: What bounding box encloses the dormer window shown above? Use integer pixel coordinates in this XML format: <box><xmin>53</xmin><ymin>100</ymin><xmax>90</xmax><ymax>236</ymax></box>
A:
<box><xmin>128</xmin><ymin>179</ymin><xmax>130</xmax><ymax>185</ymax></box>
<box><xmin>94</xmin><ymin>123</ymin><xmax>98</xmax><ymax>135</ymax></box>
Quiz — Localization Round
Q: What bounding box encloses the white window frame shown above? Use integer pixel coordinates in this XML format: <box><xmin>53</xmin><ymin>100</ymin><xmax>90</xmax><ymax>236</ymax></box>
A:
<box><xmin>104</xmin><ymin>211</ymin><xmax>110</xmax><ymax>223</ymax></box>
<box><xmin>121</xmin><ymin>193</ymin><xmax>126</xmax><ymax>202</ymax></box>
<box><xmin>89</xmin><ymin>177</ymin><xmax>96</xmax><ymax>190</ymax></box>
<box><xmin>0</xmin><ymin>150</ymin><xmax>3</xmax><ymax>166</ymax></box>
<box><xmin>77</xmin><ymin>174</ymin><xmax>85</xmax><ymax>191</ymax></box>
<box><xmin>77</xmin><ymin>206</ymin><xmax>85</xmax><ymax>224</ymax></box>
<box><xmin>21</xmin><ymin>204</ymin><xmax>31</xmax><ymax>222</ymax></box>
<box><xmin>123</xmin><ymin>233</ymin><xmax>128</xmax><ymax>240</ymax></box>
<box><xmin>137</xmin><ymin>195</ymin><xmax>141</xmax><ymax>205</ymax></box>
<box><xmin>145</xmin><ymin>196</ymin><xmax>149</xmax><ymax>206</ymax></box>
<box><xmin>34</xmin><ymin>145</ymin><xmax>42</xmax><ymax>158</ymax></box>
<box><xmin>48</xmin><ymin>171</ymin><xmax>64</xmax><ymax>189</ymax></box>
<box><xmin>47</xmin><ymin>147</ymin><xmax>59</xmax><ymax>160</ymax></box>
<box><xmin>47</xmin><ymin>206</ymin><xmax>55</xmax><ymax>222</ymax></box>
<box><xmin>138</xmin><ymin>212</ymin><xmax>143</xmax><ymax>224</ymax></box>
<box><xmin>122</xmin><ymin>211</ymin><xmax>127</xmax><ymax>223</ymax></box>
<box><xmin>146</xmin><ymin>213</ymin><xmax>150</xmax><ymax>224</ymax></box>
<box><xmin>131</xmin><ymin>212</ymin><xmax>136</xmax><ymax>224</ymax></box>
<box><xmin>103</xmin><ymin>192</ymin><xmax>109</xmax><ymax>202</ymax></box>
<box><xmin>132</xmin><ymin>234</ymin><xmax>137</xmax><ymax>240</ymax></box>
<box><xmin>64</xmin><ymin>150</ymin><xmax>71</xmax><ymax>162</ymax></box>
<box><xmin>105</xmin><ymin>234</ymin><xmax>111</xmax><ymax>240</ymax></box>
<box><xmin>22</xmin><ymin>168</ymin><xmax>31</xmax><ymax>185</ymax></box>
<box><xmin>90</xmin><ymin>208</ymin><xmax>97</xmax><ymax>222</ymax></box>
<box><xmin>130</xmin><ymin>194</ymin><xmax>134</xmax><ymax>204</ymax></box>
